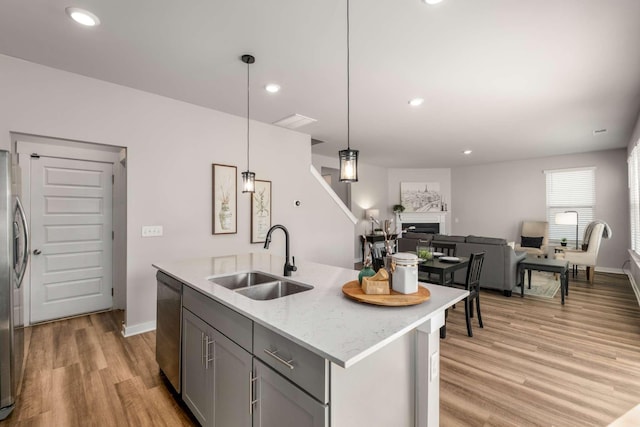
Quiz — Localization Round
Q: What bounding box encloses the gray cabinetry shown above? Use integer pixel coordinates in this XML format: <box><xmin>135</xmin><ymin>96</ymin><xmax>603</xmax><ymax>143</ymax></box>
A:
<box><xmin>182</xmin><ymin>309</ymin><xmax>214</xmax><ymax>426</ymax></box>
<box><xmin>212</xmin><ymin>328</ymin><xmax>252</xmax><ymax>427</ymax></box>
<box><xmin>253</xmin><ymin>359</ymin><xmax>328</xmax><ymax>427</ymax></box>
<box><xmin>182</xmin><ymin>308</ymin><xmax>253</xmax><ymax>427</ymax></box>
<box><xmin>178</xmin><ymin>283</ymin><xmax>328</xmax><ymax>427</ymax></box>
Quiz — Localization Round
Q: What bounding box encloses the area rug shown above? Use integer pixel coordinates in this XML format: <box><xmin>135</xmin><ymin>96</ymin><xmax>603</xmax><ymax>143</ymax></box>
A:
<box><xmin>513</xmin><ymin>271</ymin><xmax>560</xmax><ymax>298</ymax></box>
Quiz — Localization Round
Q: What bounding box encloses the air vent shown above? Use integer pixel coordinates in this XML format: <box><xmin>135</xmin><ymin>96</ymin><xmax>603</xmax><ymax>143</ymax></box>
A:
<box><xmin>273</xmin><ymin>114</ymin><xmax>317</xmax><ymax>129</ymax></box>
<box><xmin>593</xmin><ymin>128</ymin><xmax>607</xmax><ymax>135</ymax></box>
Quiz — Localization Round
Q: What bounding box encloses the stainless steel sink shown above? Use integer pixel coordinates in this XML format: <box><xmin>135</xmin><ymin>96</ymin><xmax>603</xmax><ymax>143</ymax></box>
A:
<box><xmin>209</xmin><ymin>271</ymin><xmax>282</xmax><ymax>290</ymax></box>
<box><xmin>236</xmin><ymin>280</ymin><xmax>313</xmax><ymax>301</ymax></box>
<box><xmin>209</xmin><ymin>271</ymin><xmax>313</xmax><ymax>300</ymax></box>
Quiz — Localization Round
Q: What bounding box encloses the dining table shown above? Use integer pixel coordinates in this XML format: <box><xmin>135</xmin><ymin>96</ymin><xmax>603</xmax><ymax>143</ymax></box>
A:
<box><xmin>418</xmin><ymin>255</ymin><xmax>470</xmax><ymax>338</ymax></box>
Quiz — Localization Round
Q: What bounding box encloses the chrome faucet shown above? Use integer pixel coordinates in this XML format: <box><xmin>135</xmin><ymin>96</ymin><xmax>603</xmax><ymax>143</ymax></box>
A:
<box><xmin>264</xmin><ymin>224</ymin><xmax>297</xmax><ymax>276</ymax></box>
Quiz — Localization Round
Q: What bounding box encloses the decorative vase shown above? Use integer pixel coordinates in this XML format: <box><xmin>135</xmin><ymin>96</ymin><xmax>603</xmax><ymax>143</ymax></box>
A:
<box><xmin>219</xmin><ymin>202</ymin><xmax>232</xmax><ymax>230</ymax></box>
<box><xmin>561</xmin><ymin>242</ymin><xmax>567</xmax><ymax>247</ymax></box>
<box><xmin>358</xmin><ymin>266</ymin><xmax>376</xmax><ymax>285</ymax></box>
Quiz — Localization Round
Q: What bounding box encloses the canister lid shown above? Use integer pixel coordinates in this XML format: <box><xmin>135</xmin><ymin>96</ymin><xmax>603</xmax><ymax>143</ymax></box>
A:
<box><xmin>392</xmin><ymin>252</ymin><xmax>418</xmax><ymax>262</ymax></box>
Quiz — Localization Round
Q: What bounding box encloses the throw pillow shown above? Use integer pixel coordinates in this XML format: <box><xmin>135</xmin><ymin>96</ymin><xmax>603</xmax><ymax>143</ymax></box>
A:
<box><xmin>521</xmin><ymin>236</ymin><xmax>543</xmax><ymax>248</ymax></box>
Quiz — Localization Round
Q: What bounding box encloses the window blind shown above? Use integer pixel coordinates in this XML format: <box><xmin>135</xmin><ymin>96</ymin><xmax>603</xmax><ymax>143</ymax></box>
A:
<box><xmin>545</xmin><ymin>167</ymin><xmax>595</xmax><ymax>246</ymax></box>
<box><xmin>629</xmin><ymin>146</ymin><xmax>640</xmax><ymax>253</ymax></box>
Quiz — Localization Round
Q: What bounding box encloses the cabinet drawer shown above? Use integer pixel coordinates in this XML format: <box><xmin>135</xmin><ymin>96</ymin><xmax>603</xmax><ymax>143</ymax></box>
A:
<box><xmin>254</xmin><ymin>323</ymin><xmax>328</xmax><ymax>404</ymax></box>
<box><xmin>183</xmin><ymin>286</ymin><xmax>252</xmax><ymax>352</ymax></box>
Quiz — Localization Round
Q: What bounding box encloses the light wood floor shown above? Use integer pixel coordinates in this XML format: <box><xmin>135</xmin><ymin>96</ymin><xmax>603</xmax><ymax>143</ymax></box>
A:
<box><xmin>0</xmin><ymin>310</ymin><xmax>196</xmax><ymax>427</ymax></box>
<box><xmin>2</xmin><ymin>271</ymin><xmax>639</xmax><ymax>426</ymax></box>
<box><xmin>440</xmin><ymin>271</ymin><xmax>640</xmax><ymax>426</ymax></box>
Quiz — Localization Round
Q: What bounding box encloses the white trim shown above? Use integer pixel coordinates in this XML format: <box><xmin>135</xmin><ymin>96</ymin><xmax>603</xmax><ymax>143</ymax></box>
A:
<box><xmin>627</xmin><ymin>271</ymin><xmax>640</xmax><ymax>307</ymax></box>
<box><xmin>627</xmin><ymin>249</ymin><xmax>640</xmax><ymax>306</ymax></box>
<box><xmin>122</xmin><ymin>320</ymin><xmax>156</xmax><ymax>337</ymax></box>
<box><xmin>594</xmin><ymin>266</ymin><xmax>625</xmax><ymax>274</ymax></box>
<box><xmin>543</xmin><ymin>166</ymin><xmax>597</xmax><ymax>174</ymax></box>
<box><xmin>310</xmin><ymin>165</ymin><xmax>358</xmax><ymax>225</ymax></box>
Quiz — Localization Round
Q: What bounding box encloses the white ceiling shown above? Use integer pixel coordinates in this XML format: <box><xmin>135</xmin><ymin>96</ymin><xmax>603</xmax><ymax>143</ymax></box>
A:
<box><xmin>1</xmin><ymin>0</ymin><xmax>639</xmax><ymax>167</ymax></box>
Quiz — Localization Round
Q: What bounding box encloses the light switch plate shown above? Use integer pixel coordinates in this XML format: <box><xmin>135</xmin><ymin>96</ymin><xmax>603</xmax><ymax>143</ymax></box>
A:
<box><xmin>142</xmin><ymin>225</ymin><xmax>163</xmax><ymax>237</ymax></box>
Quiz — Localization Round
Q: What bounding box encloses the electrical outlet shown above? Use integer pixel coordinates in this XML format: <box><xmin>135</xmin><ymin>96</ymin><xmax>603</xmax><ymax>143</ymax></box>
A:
<box><xmin>142</xmin><ymin>225</ymin><xmax>163</xmax><ymax>237</ymax></box>
<box><xmin>430</xmin><ymin>351</ymin><xmax>439</xmax><ymax>382</ymax></box>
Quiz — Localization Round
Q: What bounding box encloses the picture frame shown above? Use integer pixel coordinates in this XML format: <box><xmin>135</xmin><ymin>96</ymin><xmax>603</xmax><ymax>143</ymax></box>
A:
<box><xmin>251</xmin><ymin>180</ymin><xmax>272</xmax><ymax>243</ymax></box>
<box><xmin>400</xmin><ymin>182</ymin><xmax>442</xmax><ymax>212</ymax></box>
<box><xmin>212</xmin><ymin>163</ymin><xmax>237</xmax><ymax>234</ymax></box>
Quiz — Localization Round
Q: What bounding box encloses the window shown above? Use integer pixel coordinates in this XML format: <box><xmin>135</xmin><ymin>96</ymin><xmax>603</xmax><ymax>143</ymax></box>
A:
<box><xmin>545</xmin><ymin>167</ymin><xmax>595</xmax><ymax>246</ymax></box>
<box><xmin>629</xmin><ymin>145</ymin><xmax>640</xmax><ymax>253</ymax></box>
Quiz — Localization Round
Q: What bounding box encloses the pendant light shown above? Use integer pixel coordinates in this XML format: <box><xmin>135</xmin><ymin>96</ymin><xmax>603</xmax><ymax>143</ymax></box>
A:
<box><xmin>241</xmin><ymin>54</ymin><xmax>256</xmax><ymax>193</ymax></box>
<box><xmin>339</xmin><ymin>0</ymin><xmax>359</xmax><ymax>183</ymax></box>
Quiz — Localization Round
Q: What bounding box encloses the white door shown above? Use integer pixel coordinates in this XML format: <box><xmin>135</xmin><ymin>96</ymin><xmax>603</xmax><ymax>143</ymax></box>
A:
<box><xmin>30</xmin><ymin>156</ymin><xmax>113</xmax><ymax>323</ymax></box>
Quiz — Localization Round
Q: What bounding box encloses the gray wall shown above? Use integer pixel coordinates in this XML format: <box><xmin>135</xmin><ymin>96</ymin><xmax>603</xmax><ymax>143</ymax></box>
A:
<box><xmin>312</xmin><ymin>154</ymin><xmax>388</xmax><ymax>261</ymax></box>
<box><xmin>387</xmin><ymin>168</ymin><xmax>452</xmax><ymax>234</ymax></box>
<box><xmin>1</xmin><ymin>54</ymin><xmax>355</xmax><ymax>331</ymax></box>
<box><xmin>451</xmin><ymin>149</ymin><xmax>630</xmax><ymax>270</ymax></box>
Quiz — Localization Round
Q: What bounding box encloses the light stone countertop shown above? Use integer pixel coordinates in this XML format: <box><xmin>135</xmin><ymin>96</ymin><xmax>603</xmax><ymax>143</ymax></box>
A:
<box><xmin>153</xmin><ymin>252</ymin><xmax>468</xmax><ymax>368</ymax></box>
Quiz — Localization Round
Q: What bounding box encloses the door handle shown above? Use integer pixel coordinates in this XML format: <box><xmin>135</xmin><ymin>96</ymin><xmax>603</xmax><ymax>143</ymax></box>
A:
<box><xmin>15</xmin><ymin>197</ymin><xmax>30</xmax><ymax>288</ymax></box>
<box><xmin>33</xmin><ymin>249</ymin><xmax>42</xmax><ymax>255</ymax></box>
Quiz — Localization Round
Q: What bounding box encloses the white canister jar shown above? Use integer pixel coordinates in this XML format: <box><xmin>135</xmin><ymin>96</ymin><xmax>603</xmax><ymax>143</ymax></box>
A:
<box><xmin>391</xmin><ymin>252</ymin><xmax>419</xmax><ymax>294</ymax></box>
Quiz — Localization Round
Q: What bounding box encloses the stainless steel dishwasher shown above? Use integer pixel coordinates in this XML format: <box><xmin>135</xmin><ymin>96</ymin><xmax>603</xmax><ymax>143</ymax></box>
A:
<box><xmin>156</xmin><ymin>271</ymin><xmax>182</xmax><ymax>393</ymax></box>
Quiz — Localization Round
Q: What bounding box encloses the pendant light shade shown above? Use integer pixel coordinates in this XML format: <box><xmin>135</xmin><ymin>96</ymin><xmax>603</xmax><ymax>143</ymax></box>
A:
<box><xmin>339</xmin><ymin>148</ymin><xmax>359</xmax><ymax>182</ymax></box>
<box><xmin>242</xmin><ymin>170</ymin><xmax>255</xmax><ymax>192</ymax></box>
<box><xmin>338</xmin><ymin>0</ymin><xmax>359</xmax><ymax>183</ymax></box>
<box><xmin>241</xmin><ymin>54</ymin><xmax>256</xmax><ymax>193</ymax></box>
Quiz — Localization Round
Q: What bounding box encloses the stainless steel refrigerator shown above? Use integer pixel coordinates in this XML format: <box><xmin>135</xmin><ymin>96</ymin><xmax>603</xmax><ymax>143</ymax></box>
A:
<box><xmin>0</xmin><ymin>150</ymin><xmax>29</xmax><ymax>420</ymax></box>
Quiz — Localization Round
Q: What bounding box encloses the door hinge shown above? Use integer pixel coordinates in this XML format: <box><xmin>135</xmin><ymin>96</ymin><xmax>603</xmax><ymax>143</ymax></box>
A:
<box><xmin>112</xmin><ymin>231</ymin><xmax>114</xmax><ymax>240</ymax></box>
<box><xmin>112</xmin><ymin>175</ymin><xmax>114</xmax><ymax>184</ymax></box>
<box><xmin>30</xmin><ymin>153</ymin><xmax>40</xmax><ymax>159</ymax></box>
<box><xmin>111</xmin><ymin>288</ymin><xmax>114</xmax><ymax>296</ymax></box>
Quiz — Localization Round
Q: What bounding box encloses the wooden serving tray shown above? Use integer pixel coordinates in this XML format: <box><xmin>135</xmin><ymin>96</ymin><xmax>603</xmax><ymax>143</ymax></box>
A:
<box><xmin>342</xmin><ymin>280</ymin><xmax>430</xmax><ymax>306</ymax></box>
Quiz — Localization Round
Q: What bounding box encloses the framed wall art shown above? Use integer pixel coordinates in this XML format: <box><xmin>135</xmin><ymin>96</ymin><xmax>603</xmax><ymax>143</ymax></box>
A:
<box><xmin>400</xmin><ymin>182</ymin><xmax>442</xmax><ymax>212</ymax></box>
<box><xmin>251</xmin><ymin>180</ymin><xmax>272</xmax><ymax>243</ymax></box>
<box><xmin>212</xmin><ymin>163</ymin><xmax>237</xmax><ymax>234</ymax></box>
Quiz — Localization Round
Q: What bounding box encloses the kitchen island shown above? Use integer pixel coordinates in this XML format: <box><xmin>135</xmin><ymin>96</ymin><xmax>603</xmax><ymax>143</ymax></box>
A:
<box><xmin>154</xmin><ymin>253</ymin><xmax>467</xmax><ymax>427</ymax></box>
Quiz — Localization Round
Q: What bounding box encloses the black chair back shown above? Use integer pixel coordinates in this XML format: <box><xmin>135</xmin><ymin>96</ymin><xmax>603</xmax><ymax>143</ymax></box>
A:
<box><xmin>465</xmin><ymin>252</ymin><xmax>485</xmax><ymax>292</ymax></box>
<box><xmin>432</xmin><ymin>241</ymin><xmax>457</xmax><ymax>257</ymax></box>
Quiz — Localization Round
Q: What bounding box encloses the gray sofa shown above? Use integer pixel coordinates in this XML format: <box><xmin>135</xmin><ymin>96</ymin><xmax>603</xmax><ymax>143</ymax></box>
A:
<box><xmin>397</xmin><ymin>232</ymin><xmax>527</xmax><ymax>296</ymax></box>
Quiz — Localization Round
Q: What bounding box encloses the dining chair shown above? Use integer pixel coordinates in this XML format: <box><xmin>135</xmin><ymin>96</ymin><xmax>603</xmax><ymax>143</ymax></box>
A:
<box><xmin>431</xmin><ymin>241</ymin><xmax>457</xmax><ymax>284</ymax></box>
<box><xmin>432</xmin><ymin>241</ymin><xmax>457</xmax><ymax>257</ymax></box>
<box><xmin>451</xmin><ymin>252</ymin><xmax>485</xmax><ymax>337</ymax></box>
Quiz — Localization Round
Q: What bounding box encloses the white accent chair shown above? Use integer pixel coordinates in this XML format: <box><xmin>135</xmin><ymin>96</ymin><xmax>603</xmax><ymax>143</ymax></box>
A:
<box><xmin>555</xmin><ymin>223</ymin><xmax>605</xmax><ymax>284</ymax></box>
<box><xmin>514</xmin><ymin>221</ymin><xmax>549</xmax><ymax>257</ymax></box>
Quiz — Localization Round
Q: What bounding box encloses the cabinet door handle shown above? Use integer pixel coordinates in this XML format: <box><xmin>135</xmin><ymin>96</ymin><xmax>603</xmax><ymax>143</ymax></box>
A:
<box><xmin>249</xmin><ymin>371</ymin><xmax>258</xmax><ymax>415</ymax></box>
<box><xmin>206</xmin><ymin>336</ymin><xmax>215</xmax><ymax>367</ymax></box>
<box><xmin>201</xmin><ymin>332</ymin><xmax>205</xmax><ymax>366</ymax></box>
<box><xmin>263</xmin><ymin>348</ymin><xmax>295</xmax><ymax>370</ymax></box>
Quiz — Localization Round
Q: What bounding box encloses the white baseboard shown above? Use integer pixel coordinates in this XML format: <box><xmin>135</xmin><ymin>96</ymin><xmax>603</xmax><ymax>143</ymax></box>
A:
<box><xmin>594</xmin><ymin>266</ymin><xmax>625</xmax><ymax>274</ymax></box>
<box><xmin>627</xmin><ymin>270</ymin><xmax>640</xmax><ymax>307</ymax></box>
<box><xmin>122</xmin><ymin>320</ymin><xmax>156</xmax><ymax>337</ymax></box>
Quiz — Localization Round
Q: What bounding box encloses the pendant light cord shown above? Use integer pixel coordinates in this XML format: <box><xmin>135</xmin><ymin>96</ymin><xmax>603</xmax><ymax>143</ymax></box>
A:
<box><xmin>246</xmin><ymin>59</ymin><xmax>250</xmax><ymax>170</ymax></box>
<box><xmin>347</xmin><ymin>0</ymin><xmax>350</xmax><ymax>151</ymax></box>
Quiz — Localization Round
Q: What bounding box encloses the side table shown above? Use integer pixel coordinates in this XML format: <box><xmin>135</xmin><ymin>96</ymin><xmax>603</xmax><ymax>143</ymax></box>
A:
<box><xmin>518</xmin><ymin>256</ymin><xmax>570</xmax><ymax>304</ymax></box>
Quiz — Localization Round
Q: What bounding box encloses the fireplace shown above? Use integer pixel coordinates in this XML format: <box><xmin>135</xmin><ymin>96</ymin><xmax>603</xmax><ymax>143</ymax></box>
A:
<box><xmin>396</xmin><ymin>212</ymin><xmax>447</xmax><ymax>235</ymax></box>
<box><xmin>402</xmin><ymin>222</ymin><xmax>440</xmax><ymax>234</ymax></box>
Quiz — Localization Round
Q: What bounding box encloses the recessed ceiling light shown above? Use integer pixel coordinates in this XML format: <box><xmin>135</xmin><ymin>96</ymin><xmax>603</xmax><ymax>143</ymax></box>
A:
<box><xmin>423</xmin><ymin>0</ymin><xmax>444</xmax><ymax>5</ymax></box>
<box><xmin>462</xmin><ymin>150</ymin><xmax>472</xmax><ymax>155</ymax></box>
<box><xmin>408</xmin><ymin>98</ymin><xmax>424</xmax><ymax>107</ymax></box>
<box><xmin>265</xmin><ymin>84</ymin><xmax>281</xmax><ymax>93</ymax></box>
<box><xmin>65</xmin><ymin>7</ymin><xmax>100</xmax><ymax>26</ymax></box>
